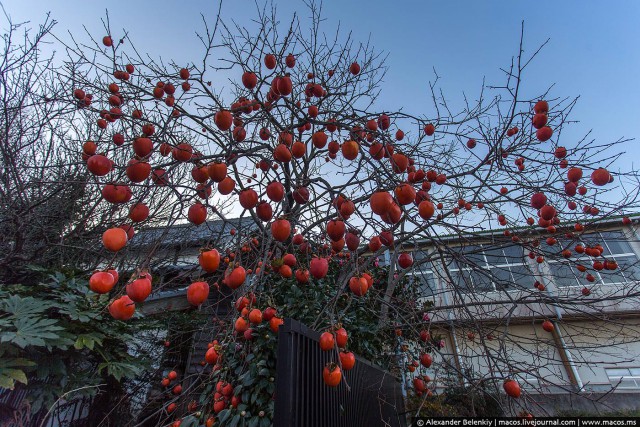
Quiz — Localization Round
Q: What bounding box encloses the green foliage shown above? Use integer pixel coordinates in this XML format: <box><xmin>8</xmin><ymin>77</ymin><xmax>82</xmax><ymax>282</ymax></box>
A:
<box><xmin>195</xmin><ymin>254</ymin><xmax>420</xmax><ymax>426</ymax></box>
<box><xmin>0</xmin><ymin>269</ymin><xmax>156</xmax><ymax>414</ymax></box>
<box><xmin>261</xmin><ymin>255</ymin><xmax>421</xmax><ymax>368</ymax></box>
<box><xmin>208</xmin><ymin>322</ymin><xmax>277</xmax><ymax>427</ymax></box>
<box><xmin>0</xmin><ymin>350</ymin><xmax>34</xmax><ymax>388</ymax></box>
<box><xmin>179</xmin><ymin>415</ymin><xmax>201</xmax><ymax>427</ymax></box>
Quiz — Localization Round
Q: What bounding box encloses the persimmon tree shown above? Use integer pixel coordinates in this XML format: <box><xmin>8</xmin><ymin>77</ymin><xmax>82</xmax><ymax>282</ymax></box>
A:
<box><xmin>0</xmin><ymin>11</ymin><xmax>220</xmax><ymax>427</ymax></box>
<box><xmin>3</xmin><ymin>0</ymin><xmax>640</xmax><ymax>425</ymax></box>
<box><xmin>0</xmin><ymin>11</ymin><xmax>228</xmax><ymax>284</ymax></box>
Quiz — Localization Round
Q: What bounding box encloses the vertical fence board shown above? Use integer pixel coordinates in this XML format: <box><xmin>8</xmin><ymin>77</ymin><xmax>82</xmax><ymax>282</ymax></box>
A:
<box><xmin>274</xmin><ymin>318</ymin><xmax>407</xmax><ymax>427</ymax></box>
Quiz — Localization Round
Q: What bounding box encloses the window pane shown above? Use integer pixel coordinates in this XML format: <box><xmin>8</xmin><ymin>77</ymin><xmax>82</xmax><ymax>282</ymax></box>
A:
<box><xmin>413</xmin><ymin>250</ymin><xmax>431</xmax><ymax>263</ymax></box>
<box><xmin>491</xmin><ymin>266</ymin><xmax>513</xmax><ymax>290</ymax></box>
<box><xmin>617</xmin><ymin>378</ymin><xmax>638</xmax><ymax>388</ymax></box>
<box><xmin>441</xmin><ymin>256</ymin><xmax>458</xmax><ymax>271</ymax></box>
<box><xmin>412</xmin><ymin>259</ymin><xmax>432</xmax><ymax>272</ymax></box>
<box><xmin>412</xmin><ymin>255</ymin><xmax>433</xmax><ymax>273</ymax></box>
<box><xmin>470</xmin><ymin>270</ymin><xmax>494</xmax><ymax>292</ymax></box>
<box><xmin>600</xmin><ymin>264</ymin><xmax>627</xmax><ymax>284</ymax></box>
<box><xmin>462</xmin><ymin>245</ymin><xmax>487</xmax><ymax>267</ymax></box>
<box><xmin>484</xmin><ymin>246</ymin><xmax>507</xmax><ymax>265</ymax></box>
<box><xmin>606</xmin><ymin>368</ymin><xmax>629</xmax><ymax>377</ymax></box>
<box><xmin>510</xmin><ymin>265</ymin><xmax>533</xmax><ymax>289</ymax></box>
<box><xmin>503</xmin><ymin>244</ymin><xmax>524</xmax><ymax>264</ymax></box>
<box><xmin>439</xmin><ymin>267</ymin><xmax>469</xmax><ymax>293</ymax></box>
<box><xmin>600</xmin><ymin>231</ymin><xmax>634</xmax><ymax>255</ymax></box>
<box><xmin>424</xmin><ymin>273</ymin><xmax>436</xmax><ymax>295</ymax></box>
<box><xmin>434</xmin><ymin>268</ymin><xmax>448</xmax><ymax>283</ymax></box>
<box><xmin>629</xmin><ymin>368</ymin><xmax>640</xmax><ymax>376</ymax></box>
<box><xmin>617</xmin><ymin>256</ymin><xmax>640</xmax><ymax>282</ymax></box>
<box><xmin>452</xmin><ymin>270</ymin><xmax>473</xmax><ymax>293</ymax></box>
<box><xmin>414</xmin><ymin>271</ymin><xmax>436</xmax><ymax>296</ymax></box>
<box><xmin>549</xmin><ymin>262</ymin><xmax>580</xmax><ymax>287</ymax></box>
<box><xmin>539</xmin><ymin>239</ymin><xmax>558</xmax><ymax>257</ymax></box>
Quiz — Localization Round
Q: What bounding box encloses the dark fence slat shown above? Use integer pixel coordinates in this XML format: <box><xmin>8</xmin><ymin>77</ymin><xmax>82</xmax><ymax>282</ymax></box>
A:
<box><xmin>274</xmin><ymin>318</ymin><xmax>407</xmax><ymax>427</ymax></box>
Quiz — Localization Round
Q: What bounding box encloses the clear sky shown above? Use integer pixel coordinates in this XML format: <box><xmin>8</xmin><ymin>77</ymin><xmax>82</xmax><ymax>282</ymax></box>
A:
<box><xmin>3</xmin><ymin>0</ymin><xmax>639</xmax><ymax>173</ymax></box>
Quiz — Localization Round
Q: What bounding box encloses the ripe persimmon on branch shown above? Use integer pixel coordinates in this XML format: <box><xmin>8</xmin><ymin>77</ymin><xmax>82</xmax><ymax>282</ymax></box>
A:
<box><xmin>3</xmin><ymin>0</ymin><xmax>640</xmax><ymax>424</ymax></box>
<box><xmin>61</xmin><ymin>1</ymin><xmax>640</xmax><ymax>418</ymax></box>
<box><xmin>0</xmin><ymin>13</ymin><xmax>108</xmax><ymax>280</ymax></box>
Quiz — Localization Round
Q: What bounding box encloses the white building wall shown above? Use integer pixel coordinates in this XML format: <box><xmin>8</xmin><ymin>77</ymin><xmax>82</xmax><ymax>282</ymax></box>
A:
<box><xmin>557</xmin><ymin>318</ymin><xmax>640</xmax><ymax>392</ymax></box>
<box><xmin>412</xmin><ymin>222</ymin><xmax>640</xmax><ymax>398</ymax></box>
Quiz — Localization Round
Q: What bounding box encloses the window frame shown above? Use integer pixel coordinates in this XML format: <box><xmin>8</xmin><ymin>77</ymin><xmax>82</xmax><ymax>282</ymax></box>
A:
<box><xmin>605</xmin><ymin>367</ymin><xmax>640</xmax><ymax>390</ymax></box>
<box><xmin>433</xmin><ymin>243</ymin><xmax>534</xmax><ymax>294</ymax></box>
<box><xmin>547</xmin><ymin>230</ymin><xmax>640</xmax><ymax>288</ymax></box>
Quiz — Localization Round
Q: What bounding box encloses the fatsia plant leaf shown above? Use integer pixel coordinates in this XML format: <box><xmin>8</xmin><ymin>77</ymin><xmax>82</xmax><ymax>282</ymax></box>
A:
<box><xmin>0</xmin><ymin>368</ymin><xmax>28</xmax><ymax>389</ymax></box>
<box><xmin>0</xmin><ymin>295</ymin><xmax>52</xmax><ymax>318</ymax></box>
<box><xmin>0</xmin><ymin>317</ymin><xmax>64</xmax><ymax>348</ymax></box>
<box><xmin>98</xmin><ymin>361</ymin><xmax>144</xmax><ymax>382</ymax></box>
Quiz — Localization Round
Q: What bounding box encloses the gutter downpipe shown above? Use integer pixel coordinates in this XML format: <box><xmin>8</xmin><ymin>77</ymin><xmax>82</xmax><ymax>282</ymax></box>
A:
<box><xmin>536</xmin><ymin>262</ymin><xmax>584</xmax><ymax>391</ymax></box>
<box><xmin>553</xmin><ymin>322</ymin><xmax>584</xmax><ymax>391</ymax></box>
<box><xmin>385</xmin><ymin>250</ymin><xmax>410</xmax><ymax>404</ymax></box>
<box><xmin>436</xmin><ymin>248</ymin><xmax>466</xmax><ymax>385</ymax></box>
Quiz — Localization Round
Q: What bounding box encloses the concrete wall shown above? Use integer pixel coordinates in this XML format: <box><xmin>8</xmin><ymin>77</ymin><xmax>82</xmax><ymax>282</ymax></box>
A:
<box><xmin>526</xmin><ymin>392</ymin><xmax>640</xmax><ymax>415</ymax></box>
<box><xmin>430</xmin><ymin>318</ymin><xmax>640</xmax><ymax>415</ymax></box>
<box><xmin>557</xmin><ymin>318</ymin><xmax>640</xmax><ymax>392</ymax></box>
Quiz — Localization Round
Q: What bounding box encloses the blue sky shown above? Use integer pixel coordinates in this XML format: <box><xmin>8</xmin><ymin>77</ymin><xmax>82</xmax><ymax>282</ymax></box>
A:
<box><xmin>3</xmin><ymin>0</ymin><xmax>639</xmax><ymax>173</ymax></box>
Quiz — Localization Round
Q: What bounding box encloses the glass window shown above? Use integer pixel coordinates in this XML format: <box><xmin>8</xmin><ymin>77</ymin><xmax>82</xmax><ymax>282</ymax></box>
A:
<box><xmin>510</xmin><ymin>265</ymin><xmax>534</xmax><ymax>289</ymax></box>
<box><xmin>605</xmin><ymin>367</ymin><xmax>640</xmax><ymax>389</ymax></box>
<box><xmin>441</xmin><ymin>256</ymin><xmax>458</xmax><ymax>271</ymax></box>
<box><xmin>539</xmin><ymin>239</ymin><xmax>558</xmax><ymax>257</ymax></box>
<box><xmin>470</xmin><ymin>270</ymin><xmax>494</xmax><ymax>292</ymax></box>
<box><xmin>435</xmin><ymin>228</ymin><xmax>639</xmax><ymax>294</ymax></box>
<box><xmin>600</xmin><ymin>264</ymin><xmax>627</xmax><ymax>285</ymax></box>
<box><xmin>492</xmin><ymin>266</ymin><xmax>514</xmax><ymax>290</ymax></box>
<box><xmin>617</xmin><ymin>257</ymin><xmax>640</xmax><ymax>282</ymax></box>
<box><xmin>453</xmin><ymin>270</ymin><xmax>474</xmax><ymax>292</ymax></box>
<box><xmin>549</xmin><ymin>262</ymin><xmax>581</xmax><ymax>287</ymax></box>
<box><xmin>503</xmin><ymin>244</ymin><xmax>524</xmax><ymax>263</ymax></box>
<box><xmin>413</xmin><ymin>249</ymin><xmax>431</xmax><ymax>263</ymax></box>
<box><xmin>413</xmin><ymin>270</ymin><xmax>436</xmax><ymax>296</ymax></box>
<box><xmin>438</xmin><ymin>243</ymin><xmax>535</xmax><ymax>293</ymax></box>
<box><xmin>599</xmin><ymin>231</ymin><xmax>634</xmax><ymax>255</ymax></box>
<box><xmin>619</xmin><ymin>378</ymin><xmax>640</xmax><ymax>388</ymax></box>
<box><xmin>484</xmin><ymin>246</ymin><xmax>507</xmax><ymax>265</ymax></box>
<box><xmin>607</xmin><ymin>368</ymin><xmax>630</xmax><ymax>377</ymax></box>
<box><xmin>461</xmin><ymin>245</ymin><xmax>487</xmax><ymax>267</ymax></box>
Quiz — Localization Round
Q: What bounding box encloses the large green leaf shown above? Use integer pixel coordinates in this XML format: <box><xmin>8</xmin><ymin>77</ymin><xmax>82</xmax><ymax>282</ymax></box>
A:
<box><xmin>59</xmin><ymin>304</ymin><xmax>100</xmax><ymax>323</ymax></box>
<box><xmin>0</xmin><ymin>355</ymin><xmax>35</xmax><ymax>368</ymax></box>
<box><xmin>98</xmin><ymin>361</ymin><xmax>144</xmax><ymax>382</ymax></box>
<box><xmin>179</xmin><ymin>416</ymin><xmax>200</xmax><ymax>427</ymax></box>
<box><xmin>0</xmin><ymin>317</ymin><xmax>65</xmax><ymax>348</ymax></box>
<box><xmin>74</xmin><ymin>333</ymin><xmax>104</xmax><ymax>350</ymax></box>
<box><xmin>217</xmin><ymin>409</ymin><xmax>231</xmax><ymax>423</ymax></box>
<box><xmin>0</xmin><ymin>357</ymin><xmax>35</xmax><ymax>389</ymax></box>
<box><xmin>0</xmin><ymin>368</ymin><xmax>28</xmax><ymax>389</ymax></box>
<box><xmin>0</xmin><ymin>295</ymin><xmax>52</xmax><ymax>318</ymax></box>
<box><xmin>228</xmin><ymin>414</ymin><xmax>241</xmax><ymax>427</ymax></box>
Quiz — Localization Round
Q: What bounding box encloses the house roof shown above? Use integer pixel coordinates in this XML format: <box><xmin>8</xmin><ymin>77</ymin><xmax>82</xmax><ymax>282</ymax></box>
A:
<box><xmin>402</xmin><ymin>212</ymin><xmax>640</xmax><ymax>249</ymax></box>
<box><xmin>130</xmin><ymin>216</ymin><xmax>258</xmax><ymax>249</ymax></box>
